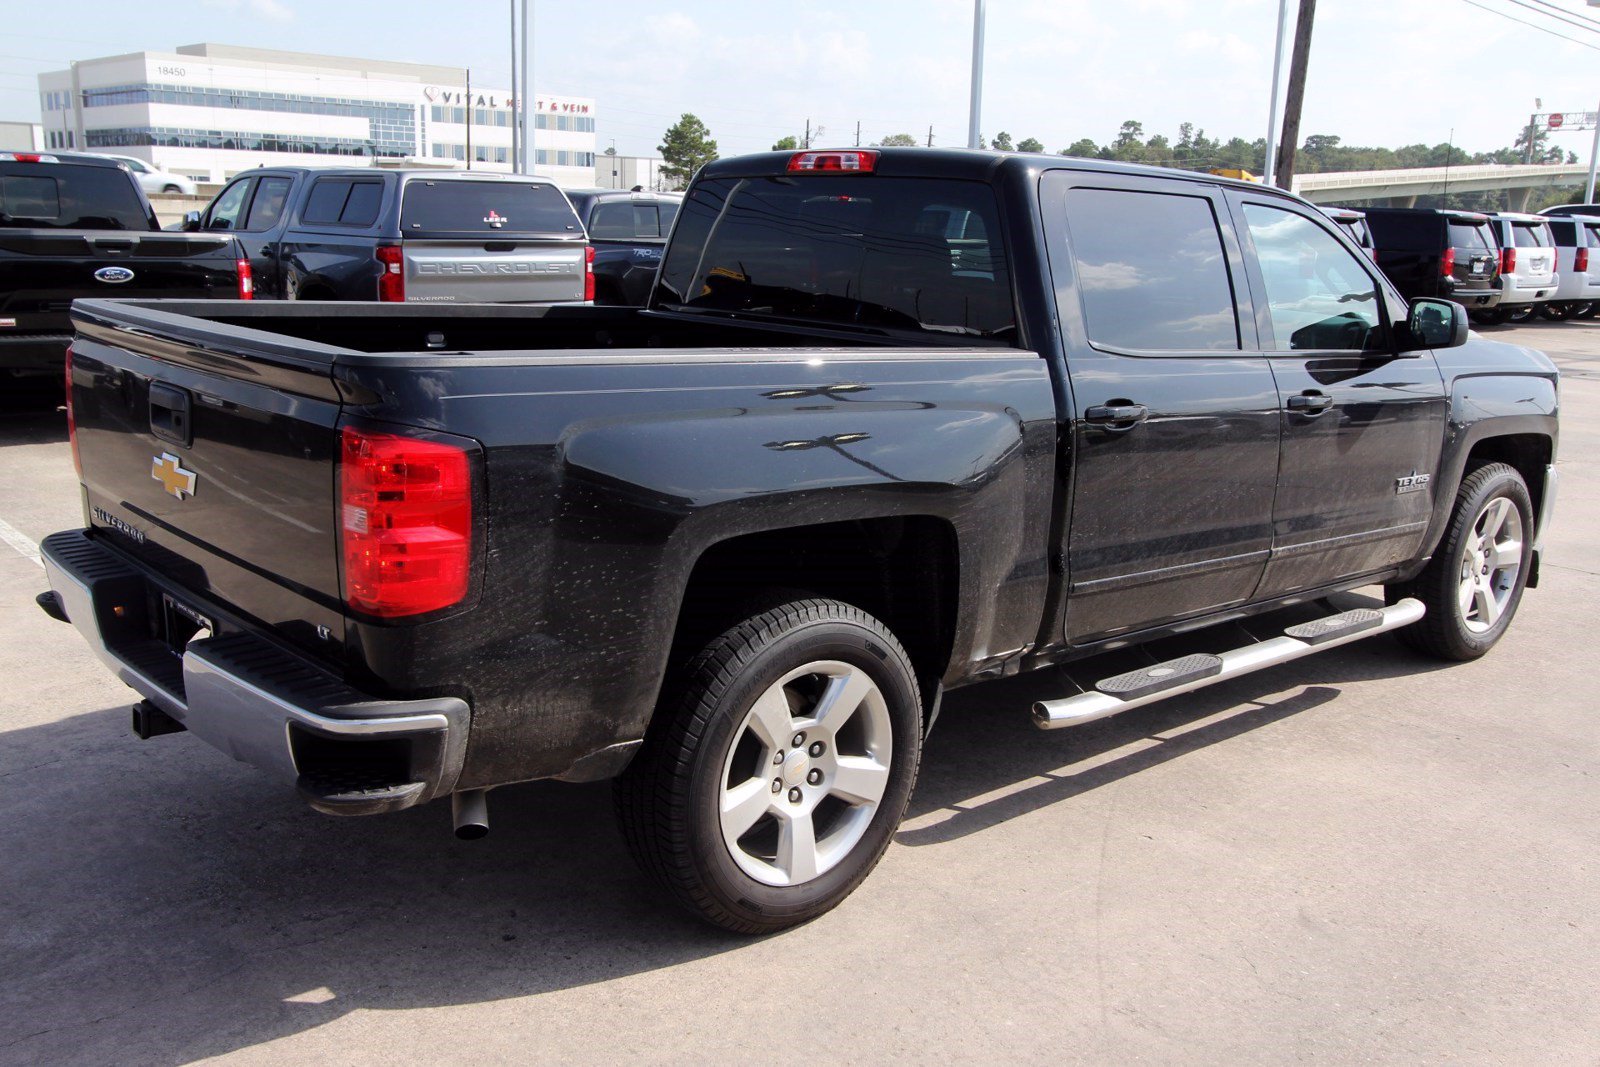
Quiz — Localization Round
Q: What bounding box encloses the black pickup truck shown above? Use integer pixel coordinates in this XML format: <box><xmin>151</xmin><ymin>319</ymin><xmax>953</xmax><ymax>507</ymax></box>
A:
<box><xmin>0</xmin><ymin>152</ymin><xmax>247</xmax><ymax>379</ymax></box>
<box><xmin>41</xmin><ymin>148</ymin><xmax>1559</xmax><ymax>933</ymax></box>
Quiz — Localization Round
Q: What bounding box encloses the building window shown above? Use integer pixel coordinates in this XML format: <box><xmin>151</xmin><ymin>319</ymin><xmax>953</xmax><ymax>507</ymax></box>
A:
<box><xmin>85</xmin><ymin>126</ymin><xmax>410</xmax><ymax>159</ymax></box>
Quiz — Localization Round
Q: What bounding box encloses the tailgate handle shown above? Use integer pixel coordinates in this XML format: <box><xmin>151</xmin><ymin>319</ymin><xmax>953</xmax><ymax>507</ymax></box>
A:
<box><xmin>149</xmin><ymin>382</ymin><xmax>193</xmax><ymax>448</ymax></box>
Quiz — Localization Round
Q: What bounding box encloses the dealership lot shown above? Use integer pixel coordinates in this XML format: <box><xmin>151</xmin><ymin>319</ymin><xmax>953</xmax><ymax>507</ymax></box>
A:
<box><xmin>1</xmin><ymin>322</ymin><xmax>1596</xmax><ymax>1063</ymax></box>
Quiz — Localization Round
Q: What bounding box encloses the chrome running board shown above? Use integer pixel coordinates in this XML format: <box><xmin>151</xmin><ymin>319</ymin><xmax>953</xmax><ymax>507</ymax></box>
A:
<box><xmin>1032</xmin><ymin>598</ymin><xmax>1425</xmax><ymax>730</ymax></box>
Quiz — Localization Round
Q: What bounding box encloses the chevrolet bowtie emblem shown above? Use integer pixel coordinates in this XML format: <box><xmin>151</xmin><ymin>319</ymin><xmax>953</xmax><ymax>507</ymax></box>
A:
<box><xmin>152</xmin><ymin>453</ymin><xmax>197</xmax><ymax>499</ymax></box>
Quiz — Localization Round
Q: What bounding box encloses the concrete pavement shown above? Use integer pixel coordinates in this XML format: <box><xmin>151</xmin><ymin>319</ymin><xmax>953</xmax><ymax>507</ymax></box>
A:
<box><xmin>0</xmin><ymin>322</ymin><xmax>1596</xmax><ymax>1064</ymax></box>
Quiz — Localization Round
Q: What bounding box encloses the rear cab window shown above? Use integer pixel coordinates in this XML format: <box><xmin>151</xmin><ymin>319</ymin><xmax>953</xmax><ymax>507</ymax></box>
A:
<box><xmin>1448</xmin><ymin>220</ymin><xmax>1495</xmax><ymax>250</ymax></box>
<box><xmin>657</xmin><ymin>175</ymin><xmax>1015</xmax><ymax>340</ymax></box>
<box><xmin>401</xmin><ymin>180</ymin><xmax>582</xmax><ymax>237</ymax></box>
<box><xmin>302</xmin><ymin>178</ymin><xmax>385</xmax><ymax>226</ymax></box>
<box><xmin>0</xmin><ymin>162</ymin><xmax>152</xmax><ymax>230</ymax></box>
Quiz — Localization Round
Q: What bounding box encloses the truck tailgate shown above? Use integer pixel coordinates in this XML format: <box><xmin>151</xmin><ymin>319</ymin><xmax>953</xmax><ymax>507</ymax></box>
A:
<box><xmin>68</xmin><ymin>300</ymin><xmax>346</xmax><ymax>654</ymax></box>
<box><xmin>403</xmin><ymin>238</ymin><xmax>586</xmax><ymax>303</ymax></box>
<box><xmin>0</xmin><ymin>231</ymin><xmax>240</xmax><ymax>325</ymax></box>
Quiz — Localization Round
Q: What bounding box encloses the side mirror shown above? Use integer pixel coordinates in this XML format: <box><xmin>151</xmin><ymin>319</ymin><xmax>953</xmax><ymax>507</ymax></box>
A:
<box><xmin>181</xmin><ymin>210</ymin><xmax>203</xmax><ymax>232</ymax></box>
<box><xmin>1404</xmin><ymin>297</ymin><xmax>1467</xmax><ymax>351</ymax></box>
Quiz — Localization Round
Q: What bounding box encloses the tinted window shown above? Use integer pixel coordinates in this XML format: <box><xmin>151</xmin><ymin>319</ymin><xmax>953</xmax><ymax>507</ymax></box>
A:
<box><xmin>303</xmin><ymin>179</ymin><xmax>353</xmax><ymax>224</ymax></box>
<box><xmin>658</xmin><ymin>200</ymin><xmax>679</xmax><ymax>233</ymax></box>
<box><xmin>206</xmin><ymin>178</ymin><xmax>252</xmax><ymax>231</ymax></box>
<box><xmin>633</xmin><ymin>204</ymin><xmax>660</xmax><ymax>238</ymax></box>
<box><xmin>1512</xmin><ymin>222</ymin><xmax>1551</xmax><ymax>247</ymax></box>
<box><xmin>402</xmin><ymin>180</ymin><xmax>581</xmax><ymax>236</ymax></box>
<box><xmin>658</xmin><ymin>176</ymin><xmax>1015</xmax><ymax>339</ymax></box>
<box><xmin>0</xmin><ymin>163</ymin><xmax>151</xmax><ymax>230</ymax></box>
<box><xmin>1448</xmin><ymin>221</ymin><xmax>1494</xmax><ymax>250</ymax></box>
<box><xmin>1546</xmin><ymin>220</ymin><xmax>1576</xmax><ymax>245</ymax></box>
<box><xmin>244</xmin><ymin>176</ymin><xmax>292</xmax><ymax>231</ymax></box>
<box><xmin>340</xmin><ymin>182</ymin><xmax>382</xmax><ymax>225</ymax></box>
<box><xmin>1343</xmin><ymin>218</ymin><xmax>1372</xmax><ymax>247</ymax></box>
<box><xmin>1064</xmin><ymin>186</ymin><xmax>1238</xmax><ymax>352</ymax></box>
<box><xmin>1243</xmin><ymin>203</ymin><xmax>1384</xmax><ymax>352</ymax></box>
<box><xmin>1585</xmin><ymin>223</ymin><xmax>1600</xmax><ymax>247</ymax></box>
<box><xmin>302</xmin><ymin>179</ymin><xmax>383</xmax><ymax>226</ymax></box>
<box><xmin>588</xmin><ymin>201</ymin><xmax>634</xmax><ymax>238</ymax></box>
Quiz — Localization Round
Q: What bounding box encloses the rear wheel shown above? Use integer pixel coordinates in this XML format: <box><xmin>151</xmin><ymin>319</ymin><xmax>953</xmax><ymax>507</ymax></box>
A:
<box><xmin>1505</xmin><ymin>304</ymin><xmax>1537</xmax><ymax>323</ymax></box>
<box><xmin>1471</xmin><ymin>307</ymin><xmax>1509</xmax><ymax>326</ymax></box>
<box><xmin>1574</xmin><ymin>301</ymin><xmax>1598</xmax><ymax>320</ymax></box>
<box><xmin>1386</xmin><ymin>462</ymin><xmax>1533</xmax><ymax>661</ymax></box>
<box><xmin>614</xmin><ymin>598</ymin><xmax>922</xmax><ymax>933</ymax></box>
<box><xmin>1539</xmin><ymin>302</ymin><xmax>1575</xmax><ymax>321</ymax></box>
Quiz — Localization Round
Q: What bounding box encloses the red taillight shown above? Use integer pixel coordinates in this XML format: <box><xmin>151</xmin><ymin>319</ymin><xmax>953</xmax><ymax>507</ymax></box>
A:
<box><xmin>787</xmin><ymin>150</ymin><xmax>878</xmax><ymax>173</ymax></box>
<box><xmin>1501</xmin><ymin>247</ymin><xmax>1516</xmax><ymax>275</ymax></box>
<box><xmin>65</xmin><ymin>345</ymin><xmax>81</xmax><ymax>478</ymax></box>
<box><xmin>235</xmin><ymin>257</ymin><xmax>254</xmax><ymax>300</ymax></box>
<box><xmin>376</xmin><ymin>245</ymin><xmax>405</xmax><ymax>302</ymax></box>
<box><xmin>1441</xmin><ymin>246</ymin><xmax>1455</xmax><ymax>278</ymax></box>
<box><xmin>584</xmin><ymin>245</ymin><xmax>595</xmax><ymax>302</ymax></box>
<box><xmin>1576</xmin><ymin>247</ymin><xmax>1589</xmax><ymax>273</ymax></box>
<box><xmin>339</xmin><ymin>426</ymin><xmax>472</xmax><ymax>618</ymax></box>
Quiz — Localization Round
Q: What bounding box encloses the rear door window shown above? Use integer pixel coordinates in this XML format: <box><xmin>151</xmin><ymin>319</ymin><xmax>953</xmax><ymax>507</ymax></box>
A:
<box><xmin>1585</xmin><ymin>222</ymin><xmax>1600</xmax><ymax>248</ymax></box>
<box><xmin>0</xmin><ymin>163</ymin><xmax>151</xmax><ymax>229</ymax></box>
<box><xmin>244</xmin><ymin>176</ymin><xmax>292</xmax><ymax>231</ymax></box>
<box><xmin>1063</xmin><ymin>186</ymin><xmax>1239</xmax><ymax>352</ymax></box>
<box><xmin>657</xmin><ymin>175</ymin><xmax>1015</xmax><ymax>339</ymax></box>
<box><xmin>401</xmin><ymin>180</ymin><xmax>582</xmax><ymax>237</ymax></box>
<box><xmin>302</xmin><ymin>179</ymin><xmax>383</xmax><ymax>226</ymax></box>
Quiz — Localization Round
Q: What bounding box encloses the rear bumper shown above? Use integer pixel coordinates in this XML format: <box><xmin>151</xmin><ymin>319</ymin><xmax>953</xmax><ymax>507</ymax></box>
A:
<box><xmin>1499</xmin><ymin>276</ymin><xmax>1557</xmax><ymax>305</ymax></box>
<box><xmin>0</xmin><ymin>331</ymin><xmax>72</xmax><ymax>371</ymax></box>
<box><xmin>1442</xmin><ymin>283</ymin><xmax>1501</xmax><ymax>308</ymax></box>
<box><xmin>40</xmin><ymin>529</ymin><xmax>468</xmax><ymax>816</ymax></box>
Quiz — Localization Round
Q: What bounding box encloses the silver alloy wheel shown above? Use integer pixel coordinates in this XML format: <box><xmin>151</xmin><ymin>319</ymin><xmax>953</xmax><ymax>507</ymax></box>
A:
<box><xmin>1458</xmin><ymin>495</ymin><xmax>1523</xmax><ymax>634</ymax></box>
<box><xmin>717</xmin><ymin>659</ymin><xmax>893</xmax><ymax>887</ymax></box>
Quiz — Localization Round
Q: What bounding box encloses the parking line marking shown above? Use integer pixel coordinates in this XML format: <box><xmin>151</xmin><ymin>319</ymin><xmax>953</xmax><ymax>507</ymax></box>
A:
<box><xmin>0</xmin><ymin>517</ymin><xmax>42</xmax><ymax>569</ymax></box>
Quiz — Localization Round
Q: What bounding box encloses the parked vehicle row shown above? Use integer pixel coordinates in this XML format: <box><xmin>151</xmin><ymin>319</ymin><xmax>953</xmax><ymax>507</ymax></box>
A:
<box><xmin>1325</xmin><ymin>202</ymin><xmax>1600</xmax><ymax>326</ymax></box>
<box><xmin>42</xmin><ymin>148</ymin><xmax>1558</xmax><ymax>933</ymax></box>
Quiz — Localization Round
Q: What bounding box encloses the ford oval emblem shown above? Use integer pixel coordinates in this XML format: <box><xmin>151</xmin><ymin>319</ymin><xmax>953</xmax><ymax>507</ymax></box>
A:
<box><xmin>94</xmin><ymin>266</ymin><xmax>135</xmax><ymax>284</ymax></box>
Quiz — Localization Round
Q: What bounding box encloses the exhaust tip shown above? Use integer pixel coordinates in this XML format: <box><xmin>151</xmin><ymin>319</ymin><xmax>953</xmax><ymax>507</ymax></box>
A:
<box><xmin>452</xmin><ymin>789</ymin><xmax>489</xmax><ymax>841</ymax></box>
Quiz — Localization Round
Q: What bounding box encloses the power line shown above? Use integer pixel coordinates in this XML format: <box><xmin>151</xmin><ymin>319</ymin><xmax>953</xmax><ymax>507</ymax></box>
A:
<box><xmin>1501</xmin><ymin>0</ymin><xmax>1600</xmax><ymax>34</ymax></box>
<box><xmin>1522</xmin><ymin>0</ymin><xmax>1600</xmax><ymax>31</ymax></box>
<box><xmin>1459</xmin><ymin>0</ymin><xmax>1600</xmax><ymax>50</ymax></box>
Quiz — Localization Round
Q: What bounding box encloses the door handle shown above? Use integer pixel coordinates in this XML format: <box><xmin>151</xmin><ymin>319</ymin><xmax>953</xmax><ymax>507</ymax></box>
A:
<box><xmin>1084</xmin><ymin>403</ymin><xmax>1149</xmax><ymax>431</ymax></box>
<box><xmin>1286</xmin><ymin>392</ymin><xmax>1333</xmax><ymax>414</ymax></box>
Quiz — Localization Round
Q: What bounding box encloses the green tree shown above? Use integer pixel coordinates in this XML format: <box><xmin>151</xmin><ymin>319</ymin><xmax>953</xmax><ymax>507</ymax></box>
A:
<box><xmin>990</xmin><ymin>131</ymin><xmax>1014</xmax><ymax>151</ymax></box>
<box><xmin>1016</xmin><ymin>137</ymin><xmax>1044</xmax><ymax>153</ymax></box>
<box><xmin>659</xmin><ymin>113</ymin><xmax>719</xmax><ymax>189</ymax></box>
<box><xmin>771</xmin><ymin>135</ymin><xmax>798</xmax><ymax>151</ymax></box>
<box><xmin>1060</xmin><ymin>138</ymin><xmax>1100</xmax><ymax>158</ymax></box>
<box><xmin>876</xmin><ymin>132</ymin><xmax>919</xmax><ymax>147</ymax></box>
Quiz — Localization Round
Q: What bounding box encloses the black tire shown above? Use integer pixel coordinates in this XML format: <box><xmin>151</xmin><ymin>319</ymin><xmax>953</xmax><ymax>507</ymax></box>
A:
<box><xmin>1505</xmin><ymin>305</ymin><xmax>1537</xmax><ymax>323</ymax></box>
<box><xmin>1539</xmin><ymin>302</ymin><xmax>1574</xmax><ymax>321</ymax></box>
<box><xmin>1386</xmin><ymin>462</ymin><xmax>1534</xmax><ymax>661</ymax></box>
<box><xmin>1471</xmin><ymin>307</ymin><xmax>1508</xmax><ymax>326</ymax></box>
<box><xmin>614</xmin><ymin>597</ymin><xmax>922</xmax><ymax>933</ymax></box>
<box><xmin>1576</xmin><ymin>302</ymin><xmax>1599</xmax><ymax>320</ymax></box>
<box><xmin>162</xmin><ymin>183</ymin><xmax>182</xmax><ymax>194</ymax></box>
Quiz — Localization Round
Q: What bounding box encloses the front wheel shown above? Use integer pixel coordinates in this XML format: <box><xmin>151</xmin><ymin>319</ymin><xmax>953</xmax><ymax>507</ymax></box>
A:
<box><xmin>615</xmin><ymin>598</ymin><xmax>922</xmax><ymax>933</ymax></box>
<box><xmin>1386</xmin><ymin>462</ymin><xmax>1533</xmax><ymax>661</ymax></box>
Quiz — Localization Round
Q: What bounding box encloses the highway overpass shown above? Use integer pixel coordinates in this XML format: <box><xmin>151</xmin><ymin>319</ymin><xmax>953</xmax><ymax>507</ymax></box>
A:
<box><xmin>1291</xmin><ymin>162</ymin><xmax>1591</xmax><ymax>209</ymax></box>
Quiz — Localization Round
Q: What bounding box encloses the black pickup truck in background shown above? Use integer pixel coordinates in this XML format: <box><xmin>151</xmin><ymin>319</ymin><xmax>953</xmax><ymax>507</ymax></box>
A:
<box><xmin>42</xmin><ymin>148</ymin><xmax>1559</xmax><ymax>933</ymax></box>
<box><xmin>0</xmin><ymin>152</ymin><xmax>247</xmax><ymax>380</ymax></box>
<box><xmin>563</xmin><ymin>189</ymin><xmax>683</xmax><ymax>305</ymax></box>
<box><xmin>181</xmin><ymin>168</ymin><xmax>591</xmax><ymax>305</ymax></box>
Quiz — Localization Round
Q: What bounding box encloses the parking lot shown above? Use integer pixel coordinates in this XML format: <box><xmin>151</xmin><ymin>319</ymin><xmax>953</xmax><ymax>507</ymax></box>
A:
<box><xmin>0</xmin><ymin>320</ymin><xmax>1596</xmax><ymax>1064</ymax></box>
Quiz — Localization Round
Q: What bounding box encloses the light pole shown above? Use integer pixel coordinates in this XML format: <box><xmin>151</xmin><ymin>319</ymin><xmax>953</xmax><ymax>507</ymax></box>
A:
<box><xmin>967</xmin><ymin>0</ymin><xmax>985</xmax><ymax>150</ymax></box>
<box><xmin>520</xmin><ymin>0</ymin><xmax>532</xmax><ymax>174</ymax></box>
<box><xmin>1263</xmin><ymin>0</ymin><xmax>1289</xmax><ymax>184</ymax></box>
<box><xmin>1585</xmin><ymin>100</ymin><xmax>1600</xmax><ymax>203</ymax></box>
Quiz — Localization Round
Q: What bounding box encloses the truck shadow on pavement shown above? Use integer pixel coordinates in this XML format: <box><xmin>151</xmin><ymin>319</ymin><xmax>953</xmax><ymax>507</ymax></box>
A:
<box><xmin>0</xmin><ymin>613</ymin><xmax>1450</xmax><ymax>1064</ymax></box>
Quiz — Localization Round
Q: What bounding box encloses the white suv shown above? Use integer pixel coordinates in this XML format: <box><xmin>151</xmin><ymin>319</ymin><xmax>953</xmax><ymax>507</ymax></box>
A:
<box><xmin>94</xmin><ymin>154</ymin><xmax>197</xmax><ymax>196</ymax></box>
<box><xmin>1486</xmin><ymin>212</ymin><xmax>1558</xmax><ymax>323</ymax></box>
<box><xmin>1543</xmin><ymin>216</ymin><xmax>1600</xmax><ymax>320</ymax></box>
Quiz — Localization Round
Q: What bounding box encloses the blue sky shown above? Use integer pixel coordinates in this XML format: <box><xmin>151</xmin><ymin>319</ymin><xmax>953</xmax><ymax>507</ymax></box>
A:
<box><xmin>4</xmin><ymin>0</ymin><xmax>1599</xmax><ymax>158</ymax></box>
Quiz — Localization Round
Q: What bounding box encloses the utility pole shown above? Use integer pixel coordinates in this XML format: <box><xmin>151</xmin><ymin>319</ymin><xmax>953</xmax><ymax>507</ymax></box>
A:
<box><xmin>1272</xmin><ymin>0</ymin><xmax>1316</xmax><ymax>191</ymax></box>
<box><xmin>804</xmin><ymin>118</ymin><xmax>811</xmax><ymax>149</ymax></box>
<box><xmin>1586</xmin><ymin>100</ymin><xmax>1600</xmax><ymax>202</ymax></box>
<box><xmin>967</xmin><ymin>0</ymin><xmax>985</xmax><ymax>149</ymax></box>
<box><xmin>855</xmin><ymin>120</ymin><xmax>861</xmax><ymax>147</ymax></box>
<box><xmin>1263</xmin><ymin>0</ymin><xmax>1289</xmax><ymax>185</ymax></box>
<box><xmin>928</xmin><ymin>126</ymin><xmax>934</xmax><ymax>148</ymax></box>
<box><xmin>1525</xmin><ymin>113</ymin><xmax>1538</xmax><ymax>164</ymax></box>
<box><xmin>520</xmin><ymin>0</ymin><xmax>532</xmax><ymax>174</ymax></box>
<box><xmin>508</xmin><ymin>0</ymin><xmax>518</xmax><ymax>171</ymax></box>
<box><xmin>464</xmin><ymin>67</ymin><xmax>472</xmax><ymax>170</ymax></box>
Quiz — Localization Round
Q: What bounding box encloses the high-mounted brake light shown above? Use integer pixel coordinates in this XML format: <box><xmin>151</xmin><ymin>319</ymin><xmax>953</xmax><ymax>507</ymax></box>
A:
<box><xmin>65</xmin><ymin>345</ymin><xmax>81</xmax><ymax>479</ymax></box>
<box><xmin>1501</xmin><ymin>247</ymin><xmax>1516</xmax><ymax>276</ymax></box>
<box><xmin>1440</xmin><ymin>246</ymin><xmax>1455</xmax><ymax>279</ymax></box>
<box><xmin>584</xmin><ymin>244</ymin><xmax>595</xmax><ymax>302</ymax></box>
<box><xmin>339</xmin><ymin>427</ymin><xmax>473</xmax><ymax>618</ymax></box>
<box><xmin>235</xmin><ymin>257</ymin><xmax>254</xmax><ymax>300</ymax></box>
<box><xmin>787</xmin><ymin>150</ymin><xmax>878</xmax><ymax>173</ymax></box>
<box><xmin>0</xmin><ymin>152</ymin><xmax>54</xmax><ymax>164</ymax></box>
<box><xmin>376</xmin><ymin>244</ymin><xmax>405</xmax><ymax>302</ymax></box>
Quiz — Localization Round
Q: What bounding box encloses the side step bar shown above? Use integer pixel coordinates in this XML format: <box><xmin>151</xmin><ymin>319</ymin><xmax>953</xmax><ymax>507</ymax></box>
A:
<box><xmin>1032</xmin><ymin>599</ymin><xmax>1424</xmax><ymax>730</ymax></box>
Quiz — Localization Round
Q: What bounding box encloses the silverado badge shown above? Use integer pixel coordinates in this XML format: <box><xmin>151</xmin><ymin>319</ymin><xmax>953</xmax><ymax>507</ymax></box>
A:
<box><xmin>152</xmin><ymin>453</ymin><xmax>197</xmax><ymax>499</ymax></box>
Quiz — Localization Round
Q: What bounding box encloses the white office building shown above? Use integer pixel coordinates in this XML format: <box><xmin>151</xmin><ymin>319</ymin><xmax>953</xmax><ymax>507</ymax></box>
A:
<box><xmin>36</xmin><ymin>43</ymin><xmax>596</xmax><ymax>188</ymax></box>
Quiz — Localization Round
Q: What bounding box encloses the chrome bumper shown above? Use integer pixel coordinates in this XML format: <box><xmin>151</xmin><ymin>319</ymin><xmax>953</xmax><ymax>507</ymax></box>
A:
<box><xmin>41</xmin><ymin>529</ymin><xmax>468</xmax><ymax>815</ymax></box>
